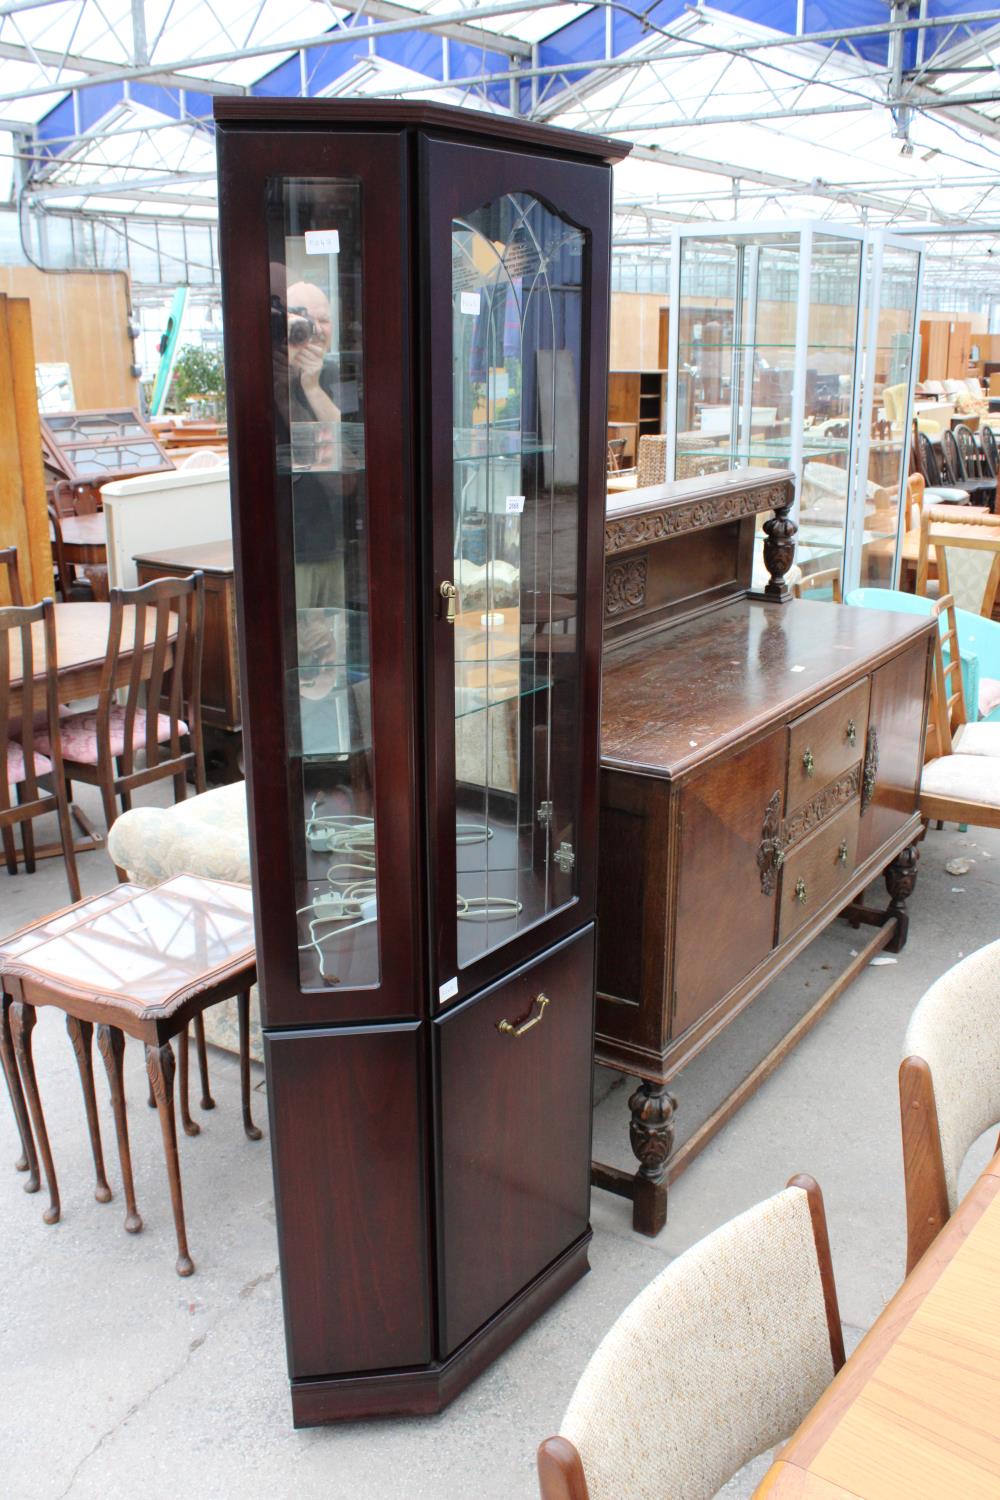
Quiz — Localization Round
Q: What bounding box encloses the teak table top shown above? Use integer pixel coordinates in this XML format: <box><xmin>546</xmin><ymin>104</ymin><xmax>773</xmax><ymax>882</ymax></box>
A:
<box><xmin>6</xmin><ymin>600</ymin><xmax>175</xmax><ymax>718</ymax></box>
<box><xmin>755</xmin><ymin>1151</ymin><xmax>1000</xmax><ymax>1498</ymax></box>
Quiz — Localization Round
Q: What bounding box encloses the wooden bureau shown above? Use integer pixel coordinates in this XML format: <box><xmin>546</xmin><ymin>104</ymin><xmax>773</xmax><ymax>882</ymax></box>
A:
<box><xmin>594</xmin><ymin>472</ymin><xmax>935</xmax><ymax>1234</ymax></box>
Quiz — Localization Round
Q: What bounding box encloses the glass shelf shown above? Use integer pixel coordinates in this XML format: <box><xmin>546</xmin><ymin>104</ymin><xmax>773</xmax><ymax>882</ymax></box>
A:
<box><xmin>454</xmin><ymin>662</ymin><xmax>550</xmax><ymax>719</ymax></box>
<box><xmin>276</xmin><ymin>420</ymin><xmax>367</xmax><ymax>475</ymax></box>
<box><xmin>453</xmin><ymin>429</ymin><xmax>553</xmax><ymax>464</ymax></box>
<box><xmin>677</xmin><ymin>438</ymin><xmax>851</xmax><ymax>462</ymax></box>
<box><xmin>677</xmin><ymin>340</ymin><xmax>858</xmax><ymax>354</ymax></box>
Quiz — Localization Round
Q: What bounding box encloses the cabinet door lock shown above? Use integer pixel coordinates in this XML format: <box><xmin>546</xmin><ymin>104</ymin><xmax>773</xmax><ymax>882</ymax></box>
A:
<box><xmin>802</xmin><ymin>748</ymin><xmax>815</xmax><ymax>776</ymax></box>
<box><xmin>795</xmin><ymin>877</ymin><xmax>807</xmax><ymax>903</ymax></box>
<box><xmin>439</xmin><ymin>580</ymin><xmax>457</xmax><ymax>623</ymax></box>
<box><xmin>837</xmin><ymin>840</ymin><xmax>849</xmax><ymax>865</ymax></box>
<box><xmin>846</xmin><ymin>718</ymin><xmax>857</xmax><ymax>747</ymax></box>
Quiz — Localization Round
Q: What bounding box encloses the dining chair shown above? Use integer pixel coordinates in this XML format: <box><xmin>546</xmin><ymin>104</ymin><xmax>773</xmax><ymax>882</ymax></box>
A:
<box><xmin>916</xmin><ymin>504</ymin><xmax>1000</xmax><ymax>616</ymax></box>
<box><xmin>536</xmin><ymin>1176</ymin><xmax>844</xmax><ymax>1500</ymax></box>
<box><xmin>1</xmin><ymin>545</ymin><xmax>23</xmax><ymax>607</ymax></box>
<box><xmin>981</xmin><ymin>424</ymin><xmax>999</xmax><ymax>480</ymax></box>
<box><xmin>792</xmin><ymin>565</ymin><xmax>842</xmax><ymax>602</ymax></box>
<box><xmin>920</xmin><ymin>600</ymin><xmax>1000</xmax><ymax>828</ymax></box>
<box><xmin>36</xmin><ymin>572</ymin><xmax>206</xmax><ymax>850</ymax></box>
<box><xmin>0</xmin><ymin>597</ymin><xmax>81</xmax><ymax>903</ymax></box>
<box><xmin>899</xmin><ymin>939</ymin><xmax>1000</xmax><ymax>1273</ymax></box>
<box><xmin>47</xmin><ymin>505</ymin><xmax>94</xmax><ymax>604</ymax></box>
<box><xmin>952</xmin><ymin>423</ymin><xmax>998</xmax><ymax>505</ymax></box>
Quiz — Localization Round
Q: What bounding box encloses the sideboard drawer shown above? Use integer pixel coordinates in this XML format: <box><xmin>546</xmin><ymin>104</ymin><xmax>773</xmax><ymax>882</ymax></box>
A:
<box><xmin>787</xmin><ymin>679</ymin><xmax>871</xmax><ymax>814</ymax></box>
<box><xmin>779</xmin><ymin>799</ymin><xmax>860</xmax><ymax>943</ymax></box>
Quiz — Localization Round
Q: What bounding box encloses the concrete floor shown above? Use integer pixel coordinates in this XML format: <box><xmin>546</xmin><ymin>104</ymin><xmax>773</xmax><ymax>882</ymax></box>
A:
<box><xmin>2</xmin><ymin>783</ymin><xmax>998</xmax><ymax>1500</ymax></box>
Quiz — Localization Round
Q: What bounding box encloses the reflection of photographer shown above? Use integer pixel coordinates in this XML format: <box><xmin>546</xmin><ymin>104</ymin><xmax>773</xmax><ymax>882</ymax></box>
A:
<box><xmin>288</xmin><ymin>281</ymin><xmax>341</xmax><ymax>424</ymax></box>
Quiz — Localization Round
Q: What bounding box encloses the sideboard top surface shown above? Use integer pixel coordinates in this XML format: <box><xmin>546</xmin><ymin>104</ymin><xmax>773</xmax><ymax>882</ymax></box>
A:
<box><xmin>601</xmin><ymin>598</ymin><xmax>933</xmax><ymax>779</ymax></box>
<box><xmin>605</xmin><ymin>466</ymin><xmax>793</xmax><ymax>530</ymax></box>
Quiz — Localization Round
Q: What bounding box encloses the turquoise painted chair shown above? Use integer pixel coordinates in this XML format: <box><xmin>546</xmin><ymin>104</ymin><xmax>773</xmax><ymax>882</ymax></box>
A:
<box><xmin>845</xmin><ymin>588</ymin><xmax>985</xmax><ymax>720</ymax></box>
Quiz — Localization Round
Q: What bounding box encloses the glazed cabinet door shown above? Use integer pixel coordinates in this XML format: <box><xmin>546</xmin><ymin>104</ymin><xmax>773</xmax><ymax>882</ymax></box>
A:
<box><xmin>420</xmin><ymin>137</ymin><xmax>611</xmax><ymax>1009</ymax></box>
<box><xmin>435</xmin><ymin>925</ymin><xmax>595</xmax><ymax>1355</ymax></box>
<box><xmin>217</xmin><ymin>127</ymin><xmax>422</xmax><ymax>1027</ymax></box>
<box><xmin>857</xmin><ymin>635</ymin><xmax>933</xmax><ymax>865</ymax></box>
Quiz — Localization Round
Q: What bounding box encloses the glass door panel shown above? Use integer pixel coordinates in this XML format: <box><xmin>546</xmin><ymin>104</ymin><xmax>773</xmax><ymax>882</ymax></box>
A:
<box><xmin>450</xmin><ymin>194</ymin><xmax>584</xmax><ymax>968</ymax></box>
<box><xmin>861</xmin><ymin>244</ymin><xmax>921</xmax><ymax>587</ymax></box>
<box><xmin>267</xmin><ymin>177</ymin><xmax>379</xmax><ymax>991</ymax></box>
<box><xmin>674</xmin><ymin>236</ymin><xmax>738</xmax><ymax>480</ymax></box>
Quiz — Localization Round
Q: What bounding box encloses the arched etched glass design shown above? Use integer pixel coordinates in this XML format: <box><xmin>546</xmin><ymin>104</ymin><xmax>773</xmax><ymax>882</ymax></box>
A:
<box><xmin>451</xmin><ymin>193</ymin><xmax>586</xmax><ymax>967</ymax></box>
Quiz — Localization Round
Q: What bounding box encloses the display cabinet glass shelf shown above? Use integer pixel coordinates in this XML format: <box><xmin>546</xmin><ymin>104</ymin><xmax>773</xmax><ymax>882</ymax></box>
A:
<box><xmin>666</xmin><ymin>223</ymin><xmax>923</xmax><ymax>596</ymax></box>
<box><xmin>216</xmin><ymin>97</ymin><xmax>624</xmax><ymax>1425</ymax></box>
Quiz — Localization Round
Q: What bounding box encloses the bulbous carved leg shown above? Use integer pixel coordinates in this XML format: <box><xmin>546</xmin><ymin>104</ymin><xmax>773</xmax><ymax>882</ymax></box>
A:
<box><xmin>237</xmin><ymin>992</ymin><xmax>262</xmax><ymax>1142</ymax></box>
<box><xmin>885</xmin><ymin>841</ymin><xmax>919</xmax><ymax>952</ymax></box>
<box><xmin>628</xmin><ymin>1081</ymin><xmax>677</xmax><ymax>1237</ymax></box>
<box><xmin>96</xmin><ymin>1024</ymin><xmax>142</xmax><ymax>1234</ymax></box>
<box><xmin>1</xmin><ymin>994</ymin><xmax>38</xmax><ymax>1191</ymax></box>
<box><xmin>146</xmin><ymin>1040</ymin><xmax>194</xmax><ymax>1277</ymax></box>
<box><xmin>10</xmin><ymin>1002</ymin><xmax>60</xmax><ymax>1224</ymax></box>
<box><xmin>66</xmin><ymin>1016</ymin><xmax>112</xmax><ymax>1202</ymax></box>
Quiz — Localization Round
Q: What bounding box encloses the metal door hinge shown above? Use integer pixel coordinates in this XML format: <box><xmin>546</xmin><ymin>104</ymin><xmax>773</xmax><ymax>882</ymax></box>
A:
<box><xmin>555</xmin><ymin>841</ymin><xmax>575</xmax><ymax>874</ymax></box>
<box><xmin>537</xmin><ymin>800</ymin><xmax>554</xmax><ymax>828</ymax></box>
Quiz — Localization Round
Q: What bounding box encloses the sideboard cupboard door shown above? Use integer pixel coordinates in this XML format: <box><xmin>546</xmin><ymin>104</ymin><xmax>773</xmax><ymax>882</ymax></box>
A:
<box><xmin>671</xmin><ymin>728</ymin><xmax>786</xmax><ymax>1038</ymax></box>
<box><xmin>266</xmin><ymin>1024</ymin><xmax>432</xmax><ymax>1380</ymax></box>
<box><xmin>420</xmin><ymin>137</ymin><xmax>611</xmax><ymax>1012</ymax></box>
<box><xmin>435</xmin><ymin>926</ymin><xmax>595</xmax><ymax>1356</ymax></box>
<box><xmin>857</xmin><ymin>637</ymin><xmax>933</xmax><ymax>866</ymax></box>
<box><xmin>217</xmin><ymin>128</ymin><xmax>422</xmax><ymax>1029</ymax></box>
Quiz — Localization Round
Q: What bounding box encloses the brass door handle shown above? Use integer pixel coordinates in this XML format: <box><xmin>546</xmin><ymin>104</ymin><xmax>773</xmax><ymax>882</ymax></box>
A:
<box><xmin>802</xmin><ymin>749</ymin><xmax>815</xmax><ymax>776</ymax></box>
<box><xmin>439</xmin><ymin>579</ymin><xmax>457</xmax><ymax>623</ymax></box>
<box><xmin>498</xmin><ymin>993</ymin><xmax>549</xmax><ymax>1038</ymax></box>
<box><xmin>846</xmin><ymin>719</ymin><xmax>857</xmax><ymax>747</ymax></box>
<box><xmin>837</xmin><ymin>841</ymin><xmax>849</xmax><ymax>865</ymax></box>
<box><xmin>795</xmin><ymin>878</ymin><xmax>807</xmax><ymax>903</ymax></box>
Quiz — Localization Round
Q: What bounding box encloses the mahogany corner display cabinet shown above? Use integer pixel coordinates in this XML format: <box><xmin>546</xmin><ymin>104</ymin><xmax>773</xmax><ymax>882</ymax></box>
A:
<box><xmin>593</xmin><ymin>469</ymin><xmax>935</xmax><ymax>1236</ymax></box>
<box><xmin>214</xmin><ymin>98</ymin><xmax>628</xmax><ymax>1424</ymax></box>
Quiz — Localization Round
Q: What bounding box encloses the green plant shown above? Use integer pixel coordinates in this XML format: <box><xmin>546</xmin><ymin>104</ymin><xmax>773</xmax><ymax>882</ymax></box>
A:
<box><xmin>170</xmin><ymin>343</ymin><xmax>226</xmax><ymax>406</ymax></box>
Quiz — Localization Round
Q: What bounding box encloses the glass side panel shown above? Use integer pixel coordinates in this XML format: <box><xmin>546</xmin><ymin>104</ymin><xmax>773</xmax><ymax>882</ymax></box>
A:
<box><xmin>797</xmin><ymin>234</ymin><xmax>863</xmax><ymax>596</ymax></box>
<box><xmin>267</xmin><ymin>177</ymin><xmax>378</xmax><ymax>991</ymax></box>
<box><xmin>451</xmin><ymin>194</ymin><xmax>585</xmax><ymax>968</ymax></box>
<box><xmin>861</xmin><ymin>245</ymin><xmax>921</xmax><ymax>589</ymax></box>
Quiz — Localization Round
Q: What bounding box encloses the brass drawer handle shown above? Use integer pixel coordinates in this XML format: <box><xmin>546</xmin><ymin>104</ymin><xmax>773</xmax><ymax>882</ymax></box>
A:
<box><xmin>498</xmin><ymin>993</ymin><xmax>549</xmax><ymax>1038</ymax></box>
<box><xmin>802</xmin><ymin>748</ymin><xmax>815</xmax><ymax>776</ymax></box>
<box><xmin>795</xmin><ymin>878</ymin><xmax>807</xmax><ymax>904</ymax></box>
<box><xmin>838</xmin><ymin>840</ymin><xmax>849</xmax><ymax>865</ymax></box>
<box><xmin>846</xmin><ymin>719</ymin><xmax>857</xmax><ymax>747</ymax></box>
<box><xmin>439</xmin><ymin>579</ymin><xmax>457</xmax><ymax>623</ymax></box>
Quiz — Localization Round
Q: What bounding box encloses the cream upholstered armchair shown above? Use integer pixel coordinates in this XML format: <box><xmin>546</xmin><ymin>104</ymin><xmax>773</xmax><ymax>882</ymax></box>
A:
<box><xmin>537</xmin><ymin>1177</ymin><xmax>844</xmax><ymax>1500</ymax></box>
<box><xmin>900</xmin><ymin>940</ymin><xmax>1000</xmax><ymax>1273</ymax></box>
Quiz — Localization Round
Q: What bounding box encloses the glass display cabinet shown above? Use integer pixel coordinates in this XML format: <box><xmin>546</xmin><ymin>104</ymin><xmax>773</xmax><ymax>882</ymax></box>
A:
<box><xmin>215</xmin><ymin>99</ymin><xmax>624</xmax><ymax>1425</ymax></box>
<box><xmin>665</xmin><ymin>223</ymin><xmax>923</xmax><ymax>595</ymax></box>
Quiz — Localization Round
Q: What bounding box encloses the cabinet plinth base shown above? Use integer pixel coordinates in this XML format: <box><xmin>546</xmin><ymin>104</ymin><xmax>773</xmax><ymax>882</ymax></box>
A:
<box><xmin>288</xmin><ymin>1231</ymin><xmax>592</xmax><ymax>1427</ymax></box>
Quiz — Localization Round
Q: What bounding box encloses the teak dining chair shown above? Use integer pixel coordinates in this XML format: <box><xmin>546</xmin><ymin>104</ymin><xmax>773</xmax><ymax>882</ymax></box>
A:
<box><xmin>36</xmin><ymin>572</ymin><xmax>206</xmax><ymax>853</ymax></box>
<box><xmin>920</xmin><ymin>595</ymin><xmax>1000</xmax><ymax>827</ymax></box>
<box><xmin>916</xmin><ymin>504</ymin><xmax>1000</xmax><ymax>616</ymax></box>
<box><xmin>0</xmin><ymin>597</ymin><xmax>81</xmax><ymax>903</ymax></box>
<box><xmin>900</xmin><ymin>939</ymin><xmax>1000</xmax><ymax>1272</ymax></box>
<box><xmin>537</xmin><ymin>1177</ymin><xmax>844</xmax><ymax>1500</ymax></box>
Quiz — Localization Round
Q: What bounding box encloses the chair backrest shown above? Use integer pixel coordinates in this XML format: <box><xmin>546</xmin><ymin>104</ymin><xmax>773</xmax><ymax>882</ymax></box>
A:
<box><xmin>916</xmin><ymin>431</ymin><xmax>942</xmax><ymax>487</ymax></box>
<box><xmin>940</xmin><ymin>428</ymin><xmax>963</xmax><ymax>484</ymax></box>
<box><xmin>953</xmin><ymin>422</ymin><xmax>983</xmax><ymax>477</ymax></box>
<box><xmin>540</xmin><ymin>1179</ymin><xmax>843</xmax><ymax>1500</ymax></box>
<box><xmin>793</xmin><ymin>565</ymin><xmax>842</xmax><ymax>603</ymax></box>
<box><xmin>918</xmin><ymin>504</ymin><xmax>1000</xmax><ymax>616</ymax></box>
<box><xmin>902</xmin><ymin>940</ymin><xmax>1000</xmax><ymax>1234</ymax></box>
<box><xmin>905</xmin><ymin>471</ymin><xmax>925</xmax><ymax>531</ymax></box>
<box><xmin>96</xmin><ymin>571</ymin><xmax>205</xmax><ymax>778</ymax></box>
<box><xmin>924</xmin><ymin>594</ymin><xmax>966</xmax><ymax>761</ymax></box>
<box><xmin>0</xmin><ymin>545</ymin><xmax>23</xmax><ymax>607</ymax></box>
<box><xmin>981</xmin><ymin>424</ymin><xmax>998</xmax><ymax>480</ymax></box>
<box><xmin>0</xmin><ymin>597</ymin><xmax>64</xmax><ymax>816</ymax></box>
<box><xmin>636</xmin><ymin>434</ymin><xmax>668</xmax><ymax>488</ymax></box>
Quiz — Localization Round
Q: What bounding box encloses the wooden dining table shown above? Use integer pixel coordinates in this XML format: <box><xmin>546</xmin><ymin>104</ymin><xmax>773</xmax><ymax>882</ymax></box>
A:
<box><xmin>7</xmin><ymin>601</ymin><xmax>174</xmax><ymax>721</ymax></box>
<box><xmin>59</xmin><ymin>513</ymin><xmax>109</xmax><ymax>600</ymax></box>
<box><xmin>755</xmin><ymin>1147</ymin><xmax>1000</xmax><ymax>1497</ymax></box>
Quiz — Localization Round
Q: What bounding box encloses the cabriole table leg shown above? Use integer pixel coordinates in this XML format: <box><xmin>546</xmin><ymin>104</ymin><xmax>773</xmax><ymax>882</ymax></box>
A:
<box><xmin>194</xmin><ymin>1013</ymin><xmax>215</xmax><ymax>1111</ymax></box>
<box><xmin>96</xmin><ymin>1024</ymin><xmax>142</xmax><ymax>1233</ymax></box>
<box><xmin>10</xmin><ymin>1002</ymin><xmax>60</xmax><ymax>1224</ymax></box>
<box><xmin>65</xmin><ymin>1016</ymin><xmax>112</xmax><ymax>1203</ymax></box>
<box><xmin>238</xmin><ymin>991</ymin><xmax>262</xmax><ymax>1142</ymax></box>
<box><xmin>1</xmin><ymin>993</ymin><xmax>38</xmax><ymax>1191</ymax></box>
<box><xmin>177</xmin><ymin>1026</ymin><xmax>200</xmax><ymax>1138</ymax></box>
<box><xmin>146</xmin><ymin>1040</ymin><xmax>194</xmax><ymax>1277</ymax></box>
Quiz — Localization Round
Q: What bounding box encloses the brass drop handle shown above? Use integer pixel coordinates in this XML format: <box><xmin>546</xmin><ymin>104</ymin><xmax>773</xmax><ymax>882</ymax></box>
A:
<box><xmin>802</xmin><ymin>748</ymin><xmax>815</xmax><ymax>776</ymax></box>
<box><xmin>439</xmin><ymin>579</ymin><xmax>457</xmax><ymax>624</ymax></box>
<box><xmin>837</xmin><ymin>840</ymin><xmax>849</xmax><ymax>865</ymax></box>
<box><xmin>795</xmin><ymin>877</ymin><xmax>807</xmax><ymax>904</ymax></box>
<box><xmin>498</xmin><ymin>993</ymin><xmax>549</xmax><ymax>1038</ymax></box>
<box><xmin>846</xmin><ymin>719</ymin><xmax>857</xmax><ymax>747</ymax></box>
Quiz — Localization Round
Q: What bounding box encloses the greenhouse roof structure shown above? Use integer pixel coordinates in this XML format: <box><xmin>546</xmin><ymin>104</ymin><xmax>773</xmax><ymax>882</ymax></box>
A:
<box><xmin>3</xmin><ymin>0</ymin><xmax>1000</xmax><ymax>290</ymax></box>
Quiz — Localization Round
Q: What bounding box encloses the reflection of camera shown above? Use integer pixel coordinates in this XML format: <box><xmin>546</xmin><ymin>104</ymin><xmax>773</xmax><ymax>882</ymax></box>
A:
<box><xmin>289</xmin><ymin>307</ymin><xmax>319</xmax><ymax>346</ymax></box>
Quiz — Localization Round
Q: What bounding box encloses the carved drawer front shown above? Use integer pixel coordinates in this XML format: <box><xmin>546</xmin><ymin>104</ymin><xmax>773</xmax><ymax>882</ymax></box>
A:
<box><xmin>786</xmin><ymin>678</ymin><xmax>871</xmax><ymax>816</ymax></box>
<box><xmin>779</xmin><ymin>800</ymin><xmax>860</xmax><ymax>944</ymax></box>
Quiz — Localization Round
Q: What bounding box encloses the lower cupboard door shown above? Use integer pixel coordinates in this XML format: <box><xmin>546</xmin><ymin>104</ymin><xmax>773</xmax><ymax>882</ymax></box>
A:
<box><xmin>435</xmin><ymin>925</ymin><xmax>595</xmax><ymax>1356</ymax></box>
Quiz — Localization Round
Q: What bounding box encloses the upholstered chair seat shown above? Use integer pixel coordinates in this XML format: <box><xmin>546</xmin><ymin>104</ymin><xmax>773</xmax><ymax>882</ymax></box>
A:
<box><xmin>951</xmin><ymin>721</ymin><xmax>1000</xmax><ymax>756</ymax></box>
<box><xmin>921</xmin><ymin>753</ymin><xmax>1000</xmax><ymax>805</ymax></box>
<box><xmin>36</xmin><ymin>705</ymin><xmax>189</xmax><ymax>766</ymax></box>
<box><xmin>4</xmin><ymin>739</ymin><xmax>52</xmax><ymax>787</ymax></box>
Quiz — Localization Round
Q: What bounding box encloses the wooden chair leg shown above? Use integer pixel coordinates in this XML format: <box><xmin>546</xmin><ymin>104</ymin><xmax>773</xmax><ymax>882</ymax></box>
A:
<box><xmin>18</xmin><ymin>787</ymin><xmax>36</xmax><ymax>874</ymax></box>
<box><xmin>238</xmin><ymin>992</ymin><xmax>262</xmax><ymax>1142</ymax></box>
<box><xmin>145</xmin><ymin>1041</ymin><xmax>194</xmax><ymax>1277</ymax></box>
<box><xmin>2</xmin><ymin>822</ymin><xmax>17</xmax><ymax>876</ymax></box>
<box><xmin>65</xmin><ymin>1016</ymin><xmax>112</xmax><ymax>1203</ymax></box>
<box><xmin>53</xmin><ymin>771</ymin><xmax>81</xmax><ymax>903</ymax></box>
<box><xmin>10</xmin><ymin>1002</ymin><xmax>60</xmax><ymax>1224</ymax></box>
<box><xmin>194</xmin><ymin>1013</ymin><xmax>214</xmax><ymax>1110</ymax></box>
<box><xmin>1</xmin><ymin>994</ymin><xmax>39</xmax><ymax>1191</ymax></box>
<box><xmin>96</xmin><ymin>1025</ymin><xmax>141</xmax><ymax>1233</ymax></box>
<box><xmin>176</xmin><ymin>1026</ymin><xmax>200</xmax><ymax>1138</ymax></box>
